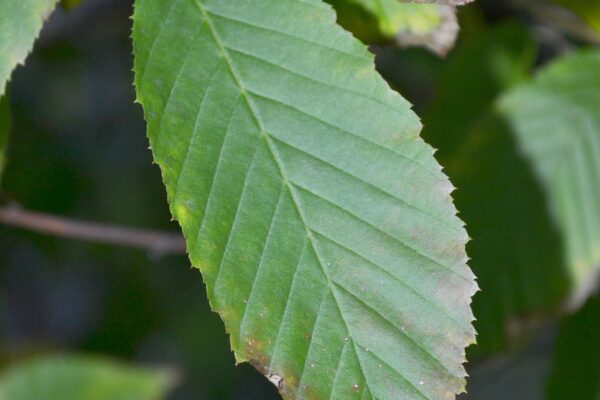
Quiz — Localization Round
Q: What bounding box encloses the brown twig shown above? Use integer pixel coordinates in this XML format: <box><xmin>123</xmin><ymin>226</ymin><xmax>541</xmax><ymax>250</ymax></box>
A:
<box><xmin>512</xmin><ymin>0</ymin><xmax>600</xmax><ymax>46</ymax></box>
<box><xmin>0</xmin><ymin>204</ymin><xmax>186</xmax><ymax>256</ymax></box>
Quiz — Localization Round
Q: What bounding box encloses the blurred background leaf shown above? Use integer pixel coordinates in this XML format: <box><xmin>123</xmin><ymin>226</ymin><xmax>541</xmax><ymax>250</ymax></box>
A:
<box><xmin>441</xmin><ymin>114</ymin><xmax>567</xmax><ymax>356</ymax></box>
<box><xmin>326</xmin><ymin>0</ymin><xmax>459</xmax><ymax>55</ymax></box>
<box><xmin>415</xmin><ymin>21</ymin><xmax>569</xmax><ymax>356</ymax></box>
<box><xmin>0</xmin><ymin>354</ymin><xmax>175</xmax><ymax>400</ymax></box>
<box><xmin>0</xmin><ymin>0</ymin><xmax>58</xmax><ymax>96</ymax></box>
<box><xmin>423</xmin><ymin>21</ymin><xmax>537</xmax><ymax>164</ymax></box>
<box><xmin>500</xmin><ymin>50</ymin><xmax>600</xmax><ymax>308</ymax></box>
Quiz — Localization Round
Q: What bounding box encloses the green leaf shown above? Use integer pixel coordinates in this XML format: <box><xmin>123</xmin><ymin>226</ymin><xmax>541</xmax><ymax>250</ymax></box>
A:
<box><xmin>547</xmin><ymin>294</ymin><xmax>600</xmax><ymax>400</ymax></box>
<box><xmin>326</xmin><ymin>0</ymin><xmax>459</xmax><ymax>55</ymax></box>
<box><xmin>0</xmin><ymin>355</ymin><xmax>175</xmax><ymax>400</ymax></box>
<box><xmin>0</xmin><ymin>95</ymin><xmax>9</xmax><ymax>186</ymax></box>
<box><xmin>422</xmin><ymin>23</ymin><xmax>569</xmax><ymax>355</ymax></box>
<box><xmin>133</xmin><ymin>0</ymin><xmax>476</xmax><ymax>398</ymax></box>
<box><xmin>500</xmin><ymin>50</ymin><xmax>600</xmax><ymax>308</ymax></box>
<box><xmin>0</xmin><ymin>0</ymin><xmax>58</xmax><ymax>96</ymax></box>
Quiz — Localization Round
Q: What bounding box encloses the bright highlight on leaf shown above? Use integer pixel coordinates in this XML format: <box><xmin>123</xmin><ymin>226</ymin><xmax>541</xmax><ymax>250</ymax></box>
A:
<box><xmin>0</xmin><ymin>0</ymin><xmax>58</xmax><ymax>96</ymax></box>
<box><xmin>0</xmin><ymin>355</ymin><xmax>175</xmax><ymax>400</ymax></box>
<box><xmin>500</xmin><ymin>50</ymin><xmax>600</xmax><ymax>308</ymax></box>
<box><xmin>133</xmin><ymin>0</ymin><xmax>476</xmax><ymax>398</ymax></box>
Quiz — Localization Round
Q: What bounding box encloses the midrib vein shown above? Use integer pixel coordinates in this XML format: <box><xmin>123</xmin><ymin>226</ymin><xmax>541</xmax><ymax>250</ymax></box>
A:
<box><xmin>192</xmin><ymin>0</ymin><xmax>380</xmax><ymax>397</ymax></box>
<box><xmin>192</xmin><ymin>3</ymin><xmax>442</xmax><ymax>399</ymax></box>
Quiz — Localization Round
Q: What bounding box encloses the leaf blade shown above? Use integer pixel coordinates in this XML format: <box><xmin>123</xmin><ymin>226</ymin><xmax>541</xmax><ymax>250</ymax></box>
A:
<box><xmin>0</xmin><ymin>0</ymin><xmax>58</xmax><ymax>96</ymax></box>
<box><xmin>133</xmin><ymin>0</ymin><xmax>476</xmax><ymax>398</ymax></box>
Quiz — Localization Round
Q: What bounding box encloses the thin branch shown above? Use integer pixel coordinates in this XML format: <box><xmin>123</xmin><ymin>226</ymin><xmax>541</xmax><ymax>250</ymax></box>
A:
<box><xmin>0</xmin><ymin>204</ymin><xmax>187</xmax><ymax>256</ymax></box>
<box><xmin>512</xmin><ymin>0</ymin><xmax>600</xmax><ymax>46</ymax></box>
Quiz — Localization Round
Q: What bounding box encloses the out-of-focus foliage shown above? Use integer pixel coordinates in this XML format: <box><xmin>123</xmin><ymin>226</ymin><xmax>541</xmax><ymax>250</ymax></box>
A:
<box><xmin>442</xmin><ymin>114</ymin><xmax>567</xmax><ymax>356</ymax></box>
<box><xmin>333</xmin><ymin>0</ymin><xmax>443</xmax><ymax>37</ymax></box>
<box><xmin>500</xmin><ymin>50</ymin><xmax>600</xmax><ymax>308</ymax></box>
<box><xmin>326</xmin><ymin>0</ymin><xmax>459</xmax><ymax>55</ymax></box>
<box><xmin>60</xmin><ymin>0</ymin><xmax>83</xmax><ymax>11</ymax></box>
<box><xmin>0</xmin><ymin>95</ymin><xmax>8</xmax><ymax>185</ymax></box>
<box><xmin>0</xmin><ymin>355</ymin><xmax>175</xmax><ymax>400</ymax></box>
<box><xmin>0</xmin><ymin>0</ymin><xmax>58</xmax><ymax>96</ymax></box>
<box><xmin>547</xmin><ymin>293</ymin><xmax>600</xmax><ymax>400</ymax></box>
<box><xmin>424</xmin><ymin>22</ymin><xmax>536</xmax><ymax>164</ymax></box>
<box><xmin>133</xmin><ymin>0</ymin><xmax>476</xmax><ymax>398</ymax></box>
<box><xmin>421</xmin><ymin>22</ymin><xmax>568</xmax><ymax>355</ymax></box>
